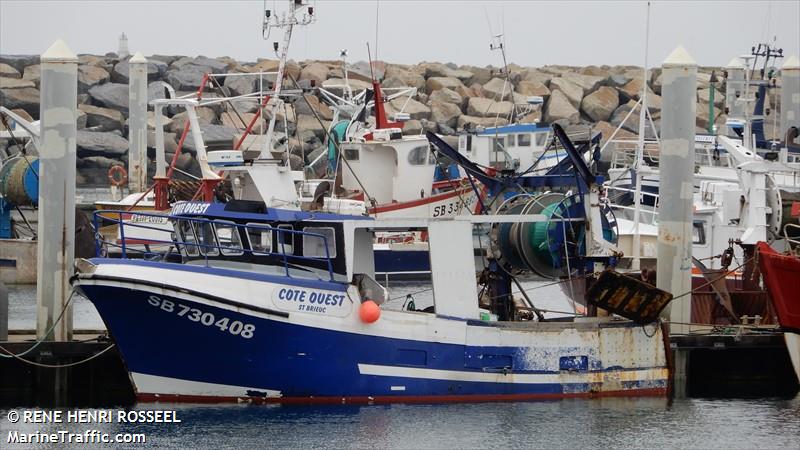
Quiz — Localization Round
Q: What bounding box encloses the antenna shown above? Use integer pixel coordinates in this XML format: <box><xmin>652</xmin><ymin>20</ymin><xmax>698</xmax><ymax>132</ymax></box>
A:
<box><xmin>489</xmin><ymin>34</ymin><xmax>515</xmax><ymax>122</ymax></box>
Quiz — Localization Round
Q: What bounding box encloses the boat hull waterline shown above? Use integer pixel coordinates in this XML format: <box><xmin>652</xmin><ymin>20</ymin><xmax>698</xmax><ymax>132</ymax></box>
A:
<box><xmin>76</xmin><ymin>259</ymin><xmax>670</xmax><ymax>404</ymax></box>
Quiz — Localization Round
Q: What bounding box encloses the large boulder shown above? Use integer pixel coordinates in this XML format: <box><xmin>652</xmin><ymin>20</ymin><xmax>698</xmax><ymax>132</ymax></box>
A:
<box><xmin>79</xmin><ymin>55</ymin><xmax>113</xmax><ymax>71</ymax></box>
<box><xmin>422</xmin><ymin>63</ymin><xmax>453</xmax><ymax>79</ymax></box>
<box><xmin>428</xmin><ymin>87</ymin><xmax>463</xmax><ymax>106</ymax></box>
<box><xmin>608</xmin><ymin>101</ymin><xmax>657</xmax><ymax>135</ymax></box>
<box><xmin>549</xmin><ymin>77</ymin><xmax>583</xmax><ymax>109</ymax></box>
<box><xmin>429</xmin><ymin>100</ymin><xmax>462</xmax><ymax>128</ymax></box>
<box><xmin>296</xmin><ymin>114</ymin><xmax>327</xmax><ymax>141</ymax></box>
<box><xmin>387</xmin><ymin>97</ymin><xmax>430</xmax><ymax>120</ymax></box>
<box><xmin>167</xmin><ymin>107</ymin><xmax>216</xmax><ymax>134</ymax></box>
<box><xmin>222</xmin><ymin>73</ymin><xmax>256</xmax><ymax>96</ymax></box>
<box><xmin>0</xmin><ymin>63</ymin><xmax>21</xmax><ymax>78</ymax></box>
<box><xmin>165</xmin><ymin>65</ymin><xmax>208</xmax><ymax>91</ymax></box>
<box><xmin>522</xmin><ymin>69</ymin><xmax>552</xmax><ymax>86</ymax></box>
<box><xmin>579</xmin><ymin>66</ymin><xmax>611</xmax><ymax>78</ymax></box>
<box><xmin>402</xmin><ymin>119</ymin><xmax>423</xmax><ymax>135</ymax></box>
<box><xmin>562</xmin><ymin>72</ymin><xmax>605</xmax><ymax>94</ymax></box>
<box><xmin>149</xmin><ymin>55</ymin><xmax>183</xmax><ymax>66</ymax></box>
<box><xmin>466</xmin><ymin>97</ymin><xmax>513</xmax><ymax>118</ymax></box>
<box><xmin>425</xmin><ymin>76</ymin><xmax>464</xmax><ymax>94</ymax></box>
<box><xmin>88</xmin><ymin>83</ymin><xmax>129</xmax><ymax>114</ymax></box>
<box><xmin>22</xmin><ymin>65</ymin><xmax>40</xmax><ymax>88</ymax></box>
<box><xmin>580</xmin><ymin>86</ymin><xmax>619</xmax><ymax>122</ymax></box>
<box><xmin>78</xmin><ymin>156</ymin><xmax>124</xmax><ymax>169</ymax></box>
<box><xmin>78</xmin><ymin>104</ymin><xmax>124</xmax><ymax>131</ymax></box>
<box><xmin>249</xmin><ymin>59</ymin><xmax>301</xmax><ymax>82</ymax></box>
<box><xmin>620</xmin><ymin>78</ymin><xmax>649</xmax><ymax>101</ymax></box>
<box><xmin>462</xmin><ymin>66</ymin><xmax>492</xmax><ymax>86</ymax></box>
<box><xmin>0</xmin><ymin>55</ymin><xmax>39</xmax><ymax>73</ymax></box>
<box><xmin>171</xmin><ymin>56</ymin><xmax>229</xmax><ymax>73</ymax></box>
<box><xmin>299</xmin><ymin>62</ymin><xmax>329</xmax><ymax>86</ymax></box>
<box><xmin>221</xmin><ymin>112</ymin><xmax>259</xmax><ymax>132</ymax></box>
<box><xmin>0</xmin><ymin>78</ymin><xmax>34</xmax><ymax>89</ymax></box>
<box><xmin>481</xmin><ymin>77</ymin><xmax>514</xmax><ymax>101</ymax></box>
<box><xmin>111</xmin><ymin>58</ymin><xmax>168</xmax><ymax>83</ymax></box>
<box><xmin>608</xmin><ymin>73</ymin><xmax>631</xmax><ymax>88</ymax></box>
<box><xmin>183</xmin><ymin>124</ymin><xmax>238</xmax><ymax>153</ymax></box>
<box><xmin>696</xmin><ymin>103</ymin><xmax>721</xmax><ymax>130</ymax></box>
<box><xmin>697</xmin><ymin>88</ymin><xmax>725</xmax><ymax>108</ymax></box>
<box><xmin>77</xmin><ymin>65</ymin><xmax>110</xmax><ymax>94</ymax></box>
<box><xmin>384</xmin><ymin>65</ymin><xmax>425</xmax><ymax>90</ymax></box>
<box><xmin>457</xmin><ymin>114</ymin><xmax>509</xmax><ymax>130</ymax></box>
<box><xmin>592</xmin><ymin>120</ymin><xmax>637</xmax><ymax>145</ymax></box>
<box><xmin>544</xmin><ymin>89</ymin><xmax>580</xmax><ymax>125</ymax></box>
<box><xmin>516</xmin><ymin>80</ymin><xmax>550</xmax><ymax>101</ymax></box>
<box><xmin>294</xmin><ymin>93</ymin><xmax>333</xmax><ymax>121</ymax></box>
<box><xmin>76</xmin><ymin>130</ymin><xmax>128</xmax><ymax>158</ymax></box>
<box><xmin>0</xmin><ymin>87</ymin><xmax>40</xmax><ymax>118</ymax></box>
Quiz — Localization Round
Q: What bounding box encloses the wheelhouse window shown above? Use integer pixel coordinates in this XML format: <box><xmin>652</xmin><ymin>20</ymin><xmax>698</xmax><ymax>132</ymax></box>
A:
<box><xmin>492</xmin><ymin>136</ymin><xmax>505</xmax><ymax>152</ymax></box>
<box><xmin>214</xmin><ymin>221</ymin><xmax>243</xmax><ymax>256</ymax></box>
<box><xmin>246</xmin><ymin>223</ymin><xmax>272</xmax><ymax>255</ymax></box>
<box><xmin>407</xmin><ymin>146</ymin><xmax>434</xmax><ymax>165</ymax></box>
<box><xmin>276</xmin><ymin>224</ymin><xmax>294</xmax><ymax>254</ymax></box>
<box><xmin>517</xmin><ymin>134</ymin><xmax>531</xmax><ymax>147</ymax></box>
<box><xmin>692</xmin><ymin>220</ymin><xmax>707</xmax><ymax>245</ymax></box>
<box><xmin>195</xmin><ymin>221</ymin><xmax>219</xmax><ymax>256</ymax></box>
<box><xmin>302</xmin><ymin>227</ymin><xmax>337</xmax><ymax>258</ymax></box>
<box><xmin>343</xmin><ymin>148</ymin><xmax>359</xmax><ymax>161</ymax></box>
<box><xmin>177</xmin><ymin>220</ymin><xmax>199</xmax><ymax>256</ymax></box>
<box><xmin>535</xmin><ymin>132</ymin><xmax>548</xmax><ymax>147</ymax></box>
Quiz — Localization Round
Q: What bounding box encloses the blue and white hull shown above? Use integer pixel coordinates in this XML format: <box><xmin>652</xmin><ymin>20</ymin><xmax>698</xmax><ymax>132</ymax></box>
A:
<box><xmin>76</xmin><ymin>259</ymin><xmax>670</xmax><ymax>404</ymax></box>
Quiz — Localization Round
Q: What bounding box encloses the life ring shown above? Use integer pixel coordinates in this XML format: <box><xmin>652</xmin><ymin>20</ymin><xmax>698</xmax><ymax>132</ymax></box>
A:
<box><xmin>108</xmin><ymin>165</ymin><xmax>128</xmax><ymax>187</ymax></box>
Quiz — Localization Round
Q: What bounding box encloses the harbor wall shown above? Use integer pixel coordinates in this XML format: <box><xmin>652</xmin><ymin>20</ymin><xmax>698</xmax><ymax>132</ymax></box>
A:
<box><xmin>0</xmin><ymin>53</ymin><xmax>788</xmax><ymax>187</ymax></box>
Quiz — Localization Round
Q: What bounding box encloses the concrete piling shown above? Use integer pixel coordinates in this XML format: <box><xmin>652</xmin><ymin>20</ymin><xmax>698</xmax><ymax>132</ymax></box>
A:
<box><xmin>128</xmin><ymin>51</ymin><xmax>148</xmax><ymax>193</ymax></box>
<box><xmin>657</xmin><ymin>46</ymin><xmax>697</xmax><ymax>335</ymax></box>
<box><xmin>36</xmin><ymin>39</ymin><xmax>77</xmax><ymax>342</ymax></box>
<box><xmin>781</xmin><ymin>55</ymin><xmax>800</xmax><ymax>139</ymax></box>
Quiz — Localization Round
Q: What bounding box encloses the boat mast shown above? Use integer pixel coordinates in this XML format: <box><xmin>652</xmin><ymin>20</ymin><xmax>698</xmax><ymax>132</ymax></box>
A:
<box><xmin>259</xmin><ymin>0</ymin><xmax>315</xmax><ymax>159</ymax></box>
<box><xmin>631</xmin><ymin>1</ymin><xmax>651</xmax><ymax>271</ymax></box>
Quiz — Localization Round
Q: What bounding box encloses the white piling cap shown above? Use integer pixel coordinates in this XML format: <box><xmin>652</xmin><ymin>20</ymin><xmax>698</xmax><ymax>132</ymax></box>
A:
<box><xmin>782</xmin><ymin>55</ymin><xmax>800</xmax><ymax>71</ymax></box>
<box><xmin>129</xmin><ymin>51</ymin><xmax>147</xmax><ymax>64</ymax></box>
<box><xmin>725</xmin><ymin>57</ymin><xmax>745</xmax><ymax>70</ymax></box>
<box><xmin>663</xmin><ymin>46</ymin><xmax>696</xmax><ymax>68</ymax></box>
<box><xmin>41</xmin><ymin>39</ymin><xmax>77</xmax><ymax>63</ymax></box>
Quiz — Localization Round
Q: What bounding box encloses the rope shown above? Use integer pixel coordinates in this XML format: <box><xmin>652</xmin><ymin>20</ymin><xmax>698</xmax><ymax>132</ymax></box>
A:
<box><xmin>0</xmin><ymin>290</ymin><xmax>76</xmax><ymax>359</ymax></box>
<box><xmin>0</xmin><ymin>343</ymin><xmax>116</xmax><ymax>368</ymax></box>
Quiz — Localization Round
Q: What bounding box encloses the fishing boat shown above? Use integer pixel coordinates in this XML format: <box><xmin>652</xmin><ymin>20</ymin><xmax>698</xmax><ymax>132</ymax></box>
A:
<box><xmin>74</xmin><ymin>204</ymin><xmax>670</xmax><ymax>403</ymax></box>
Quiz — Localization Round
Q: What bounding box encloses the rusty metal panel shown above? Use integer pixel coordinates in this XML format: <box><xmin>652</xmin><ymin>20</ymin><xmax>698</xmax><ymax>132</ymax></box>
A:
<box><xmin>586</xmin><ymin>271</ymin><xmax>673</xmax><ymax>324</ymax></box>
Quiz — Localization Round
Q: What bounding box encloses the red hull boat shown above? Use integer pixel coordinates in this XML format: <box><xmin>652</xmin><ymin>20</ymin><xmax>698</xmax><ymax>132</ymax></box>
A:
<box><xmin>757</xmin><ymin>242</ymin><xmax>800</xmax><ymax>384</ymax></box>
<box><xmin>757</xmin><ymin>242</ymin><xmax>800</xmax><ymax>332</ymax></box>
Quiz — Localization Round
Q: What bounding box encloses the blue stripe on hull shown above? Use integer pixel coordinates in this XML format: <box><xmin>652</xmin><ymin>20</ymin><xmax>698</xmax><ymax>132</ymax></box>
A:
<box><xmin>80</xmin><ymin>284</ymin><xmax>666</xmax><ymax>400</ymax></box>
<box><xmin>374</xmin><ymin>249</ymin><xmax>431</xmax><ymax>274</ymax></box>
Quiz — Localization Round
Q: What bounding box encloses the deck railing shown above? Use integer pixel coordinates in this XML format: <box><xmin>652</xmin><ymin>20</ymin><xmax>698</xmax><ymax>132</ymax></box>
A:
<box><xmin>93</xmin><ymin>210</ymin><xmax>337</xmax><ymax>281</ymax></box>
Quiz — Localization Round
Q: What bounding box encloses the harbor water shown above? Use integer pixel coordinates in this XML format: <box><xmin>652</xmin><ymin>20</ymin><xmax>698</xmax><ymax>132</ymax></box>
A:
<box><xmin>2</xmin><ymin>397</ymin><xmax>799</xmax><ymax>448</ymax></box>
<box><xmin>4</xmin><ymin>282</ymin><xmax>799</xmax><ymax>448</ymax></box>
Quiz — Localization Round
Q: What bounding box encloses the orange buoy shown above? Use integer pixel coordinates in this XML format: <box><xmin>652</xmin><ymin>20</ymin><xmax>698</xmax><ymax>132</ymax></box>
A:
<box><xmin>108</xmin><ymin>165</ymin><xmax>128</xmax><ymax>187</ymax></box>
<box><xmin>359</xmin><ymin>300</ymin><xmax>381</xmax><ymax>323</ymax></box>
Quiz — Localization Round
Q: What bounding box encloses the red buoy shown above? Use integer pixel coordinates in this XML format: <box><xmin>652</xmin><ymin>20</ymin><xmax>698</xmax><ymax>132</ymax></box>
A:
<box><xmin>359</xmin><ymin>300</ymin><xmax>381</xmax><ymax>323</ymax></box>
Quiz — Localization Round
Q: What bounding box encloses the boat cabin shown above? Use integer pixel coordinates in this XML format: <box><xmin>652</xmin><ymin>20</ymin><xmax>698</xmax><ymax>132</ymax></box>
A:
<box><xmin>340</xmin><ymin>133</ymin><xmax>438</xmax><ymax>204</ymax></box>
<box><xmin>458</xmin><ymin>123</ymin><xmax>553</xmax><ymax>172</ymax></box>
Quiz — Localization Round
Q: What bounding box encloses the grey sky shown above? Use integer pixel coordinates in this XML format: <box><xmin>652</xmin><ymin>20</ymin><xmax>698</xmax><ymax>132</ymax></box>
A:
<box><xmin>1</xmin><ymin>1</ymin><xmax>798</xmax><ymax>68</ymax></box>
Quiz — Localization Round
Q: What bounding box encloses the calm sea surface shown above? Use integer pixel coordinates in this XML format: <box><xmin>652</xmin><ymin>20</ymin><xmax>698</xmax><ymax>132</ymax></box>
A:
<box><xmin>4</xmin><ymin>283</ymin><xmax>800</xmax><ymax>449</ymax></box>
